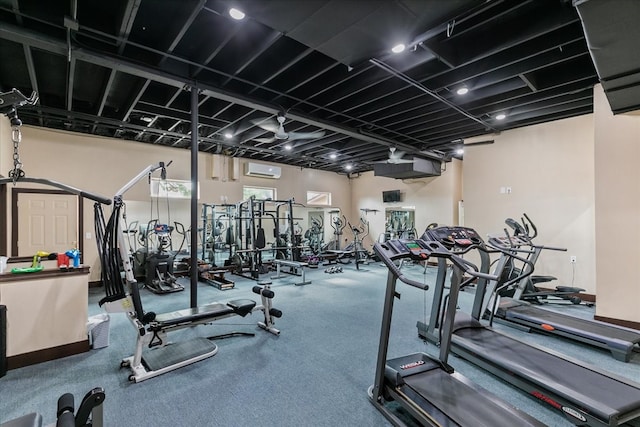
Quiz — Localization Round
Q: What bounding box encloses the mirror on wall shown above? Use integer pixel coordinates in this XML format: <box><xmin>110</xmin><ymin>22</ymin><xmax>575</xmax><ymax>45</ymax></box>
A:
<box><xmin>383</xmin><ymin>208</ymin><xmax>416</xmax><ymax>240</ymax></box>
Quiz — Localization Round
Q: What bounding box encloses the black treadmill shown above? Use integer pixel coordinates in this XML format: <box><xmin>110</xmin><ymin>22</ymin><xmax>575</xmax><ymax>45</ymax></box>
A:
<box><xmin>419</xmin><ymin>226</ymin><xmax>640</xmax><ymax>427</ymax></box>
<box><xmin>483</xmin><ymin>216</ymin><xmax>640</xmax><ymax>362</ymax></box>
<box><xmin>369</xmin><ymin>238</ymin><xmax>544</xmax><ymax>427</ymax></box>
<box><xmin>495</xmin><ymin>297</ymin><xmax>640</xmax><ymax>362</ymax></box>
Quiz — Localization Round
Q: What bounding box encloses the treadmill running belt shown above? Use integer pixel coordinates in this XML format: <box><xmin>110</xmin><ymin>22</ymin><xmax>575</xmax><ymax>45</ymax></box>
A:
<box><xmin>507</xmin><ymin>305</ymin><xmax>640</xmax><ymax>343</ymax></box>
<box><xmin>454</xmin><ymin>327</ymin><xmax>640</xmax><ymax>421</ymax></box>
<box><xmin>403</xmin><ymin>369</ymin><xmax>543</xmax><ymax>426</ymax></box>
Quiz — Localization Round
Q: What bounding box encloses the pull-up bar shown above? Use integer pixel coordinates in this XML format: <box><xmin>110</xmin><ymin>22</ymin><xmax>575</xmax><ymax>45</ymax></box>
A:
<box><xmin>0</xmin><ymin>176</ymin><xmax>111</xmax><ymax>205</ymax></box>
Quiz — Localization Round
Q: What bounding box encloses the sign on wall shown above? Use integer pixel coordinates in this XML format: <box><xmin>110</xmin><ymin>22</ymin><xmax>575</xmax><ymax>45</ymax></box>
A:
<box><xmin>150</xmin><ymin>178</ymin><xmax>200</xmax><ymax>199</ymax></box>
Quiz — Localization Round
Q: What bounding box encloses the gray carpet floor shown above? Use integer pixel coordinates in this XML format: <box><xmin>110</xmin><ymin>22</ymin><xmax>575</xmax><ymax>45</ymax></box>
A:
<box><xmin>1</xmin><ymin>261</ymin><xmax>639</xmax><ymax>426</ymax></box>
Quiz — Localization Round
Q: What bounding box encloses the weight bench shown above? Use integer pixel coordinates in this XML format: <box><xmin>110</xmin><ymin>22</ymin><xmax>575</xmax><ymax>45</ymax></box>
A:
<box><xmin>271</xmin><ymin>259</ymin><xmax>311</xmax><ymax>286</ymax></box>
<box><xmin>150</xmin><ymin>299</ymin><xmax>256</xmax><ymax>331</ymax></box>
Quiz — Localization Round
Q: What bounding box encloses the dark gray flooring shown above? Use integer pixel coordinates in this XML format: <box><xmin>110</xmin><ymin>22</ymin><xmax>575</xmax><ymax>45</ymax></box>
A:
<box><xmin>1</xmin><ymin>261</ymin><xmax>639</xmax><ymax>426</ymax></box>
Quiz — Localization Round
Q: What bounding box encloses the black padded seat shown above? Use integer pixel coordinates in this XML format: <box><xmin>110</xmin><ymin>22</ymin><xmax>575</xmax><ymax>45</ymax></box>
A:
<box><xmin>0</xmin><ymin>413</ymin><xmax>42</xmax><ymax>427</ymax></box>
<box><xmin>227</xmin><ymin>299</ymin><xmax>256</xmax><ymax>317</ymax></box>
<box><xmin>153</xmin><ymin>300</ymin><xmax>256</xmax><ymax>328</ymax></box>
<box><xmin>530</xmin><ymin>275</ymin><xmax>556</xmax><ymax>284</ymax></box>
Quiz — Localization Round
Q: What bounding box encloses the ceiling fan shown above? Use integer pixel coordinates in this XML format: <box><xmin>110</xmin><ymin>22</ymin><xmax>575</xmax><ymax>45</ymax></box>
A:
<box><xmin>251</xmin><ymin>114</ymin><xmax>325</xmax><ymax>144</ymax></box>
<box><xmin>376</xmin><ymin>147</ymin><xmax>414</xmax><ymax>164</ymax></box>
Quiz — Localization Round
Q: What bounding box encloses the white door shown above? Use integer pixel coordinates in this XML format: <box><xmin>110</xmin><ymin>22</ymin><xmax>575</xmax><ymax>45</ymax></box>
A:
<box><xmin>17</xmin><ymin>192</ymin><xmax>78</xmax><ymax>256</ymax></box>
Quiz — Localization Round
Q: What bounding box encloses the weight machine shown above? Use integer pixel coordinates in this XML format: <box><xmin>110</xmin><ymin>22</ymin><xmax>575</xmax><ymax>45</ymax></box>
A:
<box><xmin>200</xmin><ymin>203</ymin><xmax>236</xmax><ymax>265</ymax></box>
<box><xmin>95</xmin><ymin>163</ymin><xmax>281</xmax><ymax>383</ymax></box>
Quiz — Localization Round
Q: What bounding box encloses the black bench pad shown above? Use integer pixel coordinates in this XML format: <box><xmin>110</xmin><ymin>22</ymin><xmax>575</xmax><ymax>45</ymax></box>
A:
<box><xmin>154</xmin><ymin>299</ymin><xmax>256</xmax><ymax>327</ymax></box>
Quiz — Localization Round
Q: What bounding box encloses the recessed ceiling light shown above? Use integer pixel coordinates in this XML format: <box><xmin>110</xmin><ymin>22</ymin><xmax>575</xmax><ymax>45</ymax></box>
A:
<box><xmin>329</xmin><ymin>153</ymin><xmax>337</xmax><ymax>160</ymax></box>
<box><xmin>456</xmin><ymin>87</ymin><xmax>469</xmax><ymax>95</ymax></box>
<box><xmin>229</xmin><ymin>8</ymin><xmax>245</xmax><ymax>20</ymax></box>
<box><xmin>284</xmin><ymin>144</ymin><xmax>292</xmax><ymax>150</ymax></box>
<box><xmin>495</xmin><ymin>113</ymin><xmax>506</xmax><ymax>120</ymax></box>
<box><xmin>345</xmin><ymin>164</ymin><xmax>353</xmax><ymax>171</ymax></box>
<box><xmin>391</xmin><ymin>44</ymin><xmax>406</xmax><ymax>54</ymax></box>
<box><xmin>141</xmin><ymin>116</ymin><xmax>153</xmax><ymax>123</ymax></box>
<box><xmin>456</xmin><ymin>148</ymin><xmax>464</xmax><ymax>155</ymax></box>
<box><xmin>224</xmin><ymin>132</ymin><xmax>233</xmax><ymax>139</ymax></box>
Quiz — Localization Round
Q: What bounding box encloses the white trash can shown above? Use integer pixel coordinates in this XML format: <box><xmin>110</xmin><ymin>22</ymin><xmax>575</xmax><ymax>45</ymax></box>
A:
<box><xmin>87</xmin><ymin>314</ymin><xmax>110</xmax><ymax>349</ymax></box>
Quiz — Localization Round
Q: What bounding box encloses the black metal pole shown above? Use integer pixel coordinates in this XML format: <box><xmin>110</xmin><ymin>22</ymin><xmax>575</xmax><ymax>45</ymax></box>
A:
<box><xmin>190</xmin><ymin>86</ymin><xmax>199</xmax><ymax>308</ymax></box>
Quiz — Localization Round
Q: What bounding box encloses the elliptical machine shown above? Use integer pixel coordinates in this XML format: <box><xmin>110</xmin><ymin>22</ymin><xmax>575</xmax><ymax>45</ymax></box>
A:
<box><xmin>498</xmin><ymin>214</ymin><xmax>586</xmax><ymax>305</ymax></box>
<box><xmin>134</xmin><ymin>220</ymin><xmax>184</xmax><ymax>294</ymax></box>
<box><xmin>345</xmin><ymin>216</ymin><xmax>370</xmax><ymax>270</ymax></box>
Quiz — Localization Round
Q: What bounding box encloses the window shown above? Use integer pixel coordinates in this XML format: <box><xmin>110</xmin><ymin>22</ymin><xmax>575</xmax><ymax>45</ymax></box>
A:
<box><xmin>307</xmin><ymin>190</ymin><xmax>331</xmax><ymax>206</ymax></box>
<box><xmin>151</xmin><ymin>178</ymin><xmax>199</xmax><ymax>199</ymax></box>
<box><xmin>243</xmin><ymin>186</ymin><xmax>276</xmax><ymax>200</ymax></box>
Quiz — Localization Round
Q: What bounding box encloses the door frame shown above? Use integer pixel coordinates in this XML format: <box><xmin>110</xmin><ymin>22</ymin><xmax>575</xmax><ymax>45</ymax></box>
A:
<box><xmin>9</xmin><ymin>188</ymin><xmax>84</xmax><ymax>262</ymax></box>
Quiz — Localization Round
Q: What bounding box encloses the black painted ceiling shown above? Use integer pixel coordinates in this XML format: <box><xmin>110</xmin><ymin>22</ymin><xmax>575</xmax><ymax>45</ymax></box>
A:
<box><xmin>0</xmin><ymin>0</ymin><xmax>600</xmax><ymax>174</ymax></box>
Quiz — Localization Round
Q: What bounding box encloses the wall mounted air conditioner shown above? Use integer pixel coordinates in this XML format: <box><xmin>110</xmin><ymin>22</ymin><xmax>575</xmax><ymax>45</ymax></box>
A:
<box><xmin>244</xmin><ymin>162</ymin><xmax>281</xmax><ymax>179</ymax></box>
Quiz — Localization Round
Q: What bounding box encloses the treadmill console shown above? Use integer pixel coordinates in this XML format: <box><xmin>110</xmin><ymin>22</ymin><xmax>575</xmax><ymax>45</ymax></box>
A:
<box><xmin>375</xmin><ymin>238</ymin><xmax>452</xmax><ymax>265</ymax></box>
<box><xmin>423</xmin><ymin>226</ymin><xmax>484</xmax><ymax>253</ymax></box>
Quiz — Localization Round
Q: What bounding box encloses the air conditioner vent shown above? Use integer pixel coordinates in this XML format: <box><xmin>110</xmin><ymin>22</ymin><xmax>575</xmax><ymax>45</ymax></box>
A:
<box><xmin>244</xmin><ymin>162</ymin><xmax>281</xmax><ymax>179</ymax></box>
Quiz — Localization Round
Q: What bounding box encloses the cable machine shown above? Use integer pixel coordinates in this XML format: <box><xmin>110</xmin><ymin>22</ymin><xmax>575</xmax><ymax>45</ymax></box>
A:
<box><xmin>0</xmin><ymin>89</ymin><xmax>112</xmax><ymax>258</ymax></box>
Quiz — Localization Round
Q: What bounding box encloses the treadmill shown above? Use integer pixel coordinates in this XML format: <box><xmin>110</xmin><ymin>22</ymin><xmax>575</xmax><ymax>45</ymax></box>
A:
<box><xmin>369</xmin><ymin>237</ymin><xmax>544</xmax><ymax>427</ymax></box>
<box><xmin>418</xmin><ymin>225</ymin><xmax>640</xmax><ymax>427</ymax></box>
<box><xmin>484</xmin><ymin>215</ymin><xmax>640</xmax><ymax>362</ymax></box>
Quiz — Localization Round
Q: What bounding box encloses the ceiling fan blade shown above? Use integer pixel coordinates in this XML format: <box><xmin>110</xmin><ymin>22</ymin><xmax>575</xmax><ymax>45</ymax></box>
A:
<box><xmin>287</xmin><ymin>130</ymin><xmax>326</xmax><ymax>140</ymax></box>
<box><xmin>389</xmin><ymin>149</ymin><xmax>408</xmax><ymax>159</ymax></box>
<box><xmin>253</xmin><ymin>137</ymin><xmax>276</xmax><ymax>144</ymax></box>
<box><xmin>251</xmin><ymin>117</ymin><xmax>279</xmax><ymax>133</ymax></box>
<box><xmin>390</xmin><ymin>158</ymin><xmax>415</xmax><ymax>164</ymax></box>
<box><xmin>464</xmin><ymin>139</ymin><xmax>494</xmax><ymax>146</ymax></box>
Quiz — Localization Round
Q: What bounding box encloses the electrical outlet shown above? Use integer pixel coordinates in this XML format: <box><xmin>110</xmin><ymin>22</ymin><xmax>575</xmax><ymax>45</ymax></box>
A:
<box><xmin>570</xmin><ymin>256</ymin><xmax>577</xmax><ymax>264</ymax></box>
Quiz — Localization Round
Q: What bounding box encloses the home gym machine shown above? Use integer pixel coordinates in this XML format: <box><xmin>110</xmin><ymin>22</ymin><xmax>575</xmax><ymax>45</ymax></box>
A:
<box><xmin>230</xmin><ymin>196</ymin><xmax>267</xmax><ymax>279</ymax></box>
<box><xmin>95</xmin><ymin>163</ymin><xmax>282</xmax><ymax>383</ymax></box>
<box><xmin>417</xmin><ymin>225</ymin><xmax>640</xmax><ymax>426</ymax></box>
<box><xmin>196</xmin><ymin>204</ymin><xmax>236</xmax><ymax>290</ymax></box>
<box><xmin>200</xmin><ymin>203</ymin><xmax>237</xmax><ymax>265</ymax></box>
<box><xmin>1</xmin><ymin>387</ymin><xmax>106</xmax><ymax>427</ymax></box>
<box><xmin>369</xmin><ymin>236</ymin><xmax>544</xmax><ymax>427</ymax></box>
<box><xmin>483</xmin><ymin>215</ymin><xmax>640</xmax><ymax>362</ymax></box>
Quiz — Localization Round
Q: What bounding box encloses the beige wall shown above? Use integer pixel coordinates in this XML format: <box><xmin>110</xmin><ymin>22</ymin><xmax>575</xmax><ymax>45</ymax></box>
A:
<box><xmin>349</xmin><ymin>159</ymin><xmax>463</xmax><ymax>251</ymax></box>
<box><xmin>3</xmin><ymin>85</ymin><xmax>639</xmax><ymax>324</ymax></box>
<box><xmin>593</xmin><ymin>84</ymin><xmax>640</xmax><ymax>322</ymax></box>
<box><xmin>0</xmin><ymin>120</ymin><xmax>351</xmax><ymax>281</ymax></box>
<box><xmin>463</xmin><ymin>114</ymin><xmax>597</xmax><ymax>293</ymax></box>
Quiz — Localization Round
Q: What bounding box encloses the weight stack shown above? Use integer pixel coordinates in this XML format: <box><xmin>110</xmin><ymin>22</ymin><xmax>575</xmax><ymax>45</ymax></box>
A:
<box><xmin>0</xmin><ymin>305</ymin><xmax>6</xmax><ymax>377</ymax></box>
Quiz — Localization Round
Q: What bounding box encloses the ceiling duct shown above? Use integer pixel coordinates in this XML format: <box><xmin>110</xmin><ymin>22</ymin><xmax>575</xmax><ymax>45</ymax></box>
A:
<box><xmin>574</xmin><ymin>0</ymin><xmax>640</xmax><ymax>113</ymax></box>
<box><xmin>373</xmin><ymin>157</ymin><xmax>441</xmax><ymax>180</ymax></box>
